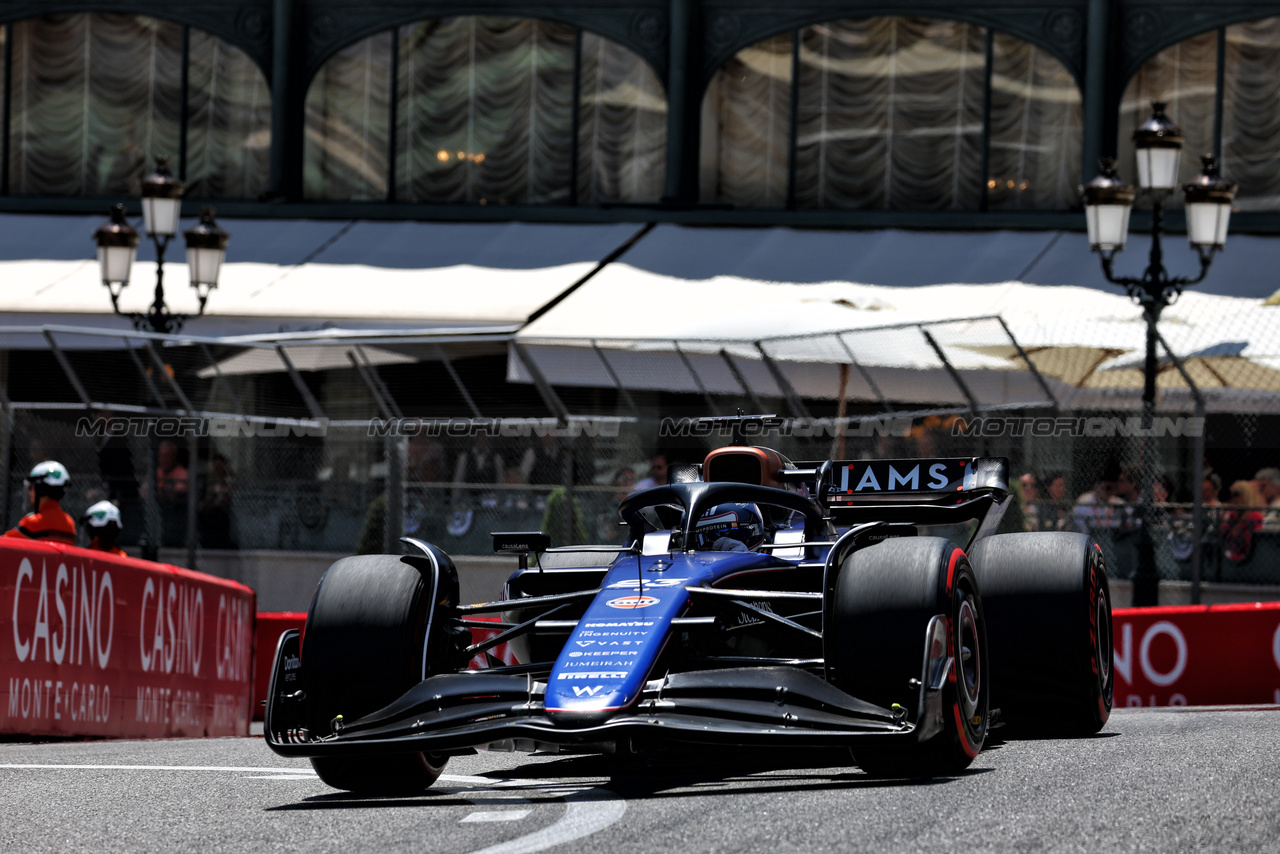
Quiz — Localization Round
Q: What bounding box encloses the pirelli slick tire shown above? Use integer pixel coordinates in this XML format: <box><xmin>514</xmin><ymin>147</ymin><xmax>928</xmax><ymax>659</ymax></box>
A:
<box><xmin>968</xmin><ymin>532</ymin><xmax>1113</xmax><ymax>737</ymax></box>
<box><xmin>828</xmin><ymin>537</ymin><xmax>989</xmax><ymax>777</ymax></box>
<box><xmin>303</xmin><ymin>553</ymin><xmax>449</xmax><ymax>793</ymax></box>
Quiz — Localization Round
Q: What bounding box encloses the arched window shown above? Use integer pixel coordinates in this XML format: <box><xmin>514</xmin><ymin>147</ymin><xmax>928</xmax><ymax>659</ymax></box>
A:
<box><xmin>700</xmin><ymin>18</ymin><xmax>1082</xmax><ymax>211</ymax></box>
<box><xmin>1</xmin><ymin>14</ymin><xmax>270</xmax><ymax>198</ymax></box>
<box><xmin>305</xmin><ymin>18</ymin><xmax>666</xmax><ymax>204</ymax></box>
<box><xmin>1121</xmin><ymin>18</ymin><xmax>1280</xmax><ymax>210</ymax></box>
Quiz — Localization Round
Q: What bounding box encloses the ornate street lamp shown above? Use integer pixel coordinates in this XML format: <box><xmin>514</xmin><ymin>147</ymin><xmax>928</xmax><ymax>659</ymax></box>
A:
<box><xmin>93</xmin><ymin>204</ymin><xmax>139</xmax><ymax>302</ymax></box>
<box><xmin>1081</xmin><ymin>102</ymin><xmax>1237</xmax><ymax>607</ymax></box>
<box><xmin>92</xmin><ymin>157</ymin><xmax>230</xmax><ymax>333</ymax></box>
<box><xmin>183</xmin><ymin>207</ymin><xmax>231</xmax><ymax>314</ymax></box>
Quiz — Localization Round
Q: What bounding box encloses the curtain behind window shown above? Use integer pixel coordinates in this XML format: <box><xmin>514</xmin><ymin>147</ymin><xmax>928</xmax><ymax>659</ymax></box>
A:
<box><xmin>701</xmin><ymin>19</ymin><xmax>1080</xmax><ymax>211</ymax></box>
<box><xmin>1223</xmin><ymin>18</ymin><xmax>1280</xmax><ymax>211</ymax></box>
<box><xmin>305</xmin><ymin>18</ymin><xmax>666</xmax><ymax>204</ymax></box>
<box><xmin>700</xmin><ymin>33</ymin><xmax>791</xmax><ymax>207</ymax></box>
<box><xmin>577</xmin><ymin>30</ymin><xmax>666</xmax><ymax>204</ymax></box>
<box><xmin>396</xmin><ymin>17</ymin><xmax>576</xmax><ymax>205</ymax></box>
<box><xmin>184</xmin><ymin>28</ymin><xmax>271</xmax><ymax>199</ymax></box>
<box><xmin>793</xmin><ymin>18</ymin><xmax>986</xmax><ymax>210</ymax></box>
<box><xmin>5</xmin><ymin>13</ymin><xmax>269</xmax><ymax>199</ymax></box>
<box><xmin>987</xmin><ymin>33</ymin><xmax>1082</xmax><ymax>210</ymax></box>
<box><xmin>305</xmin><ymin>32</ymin><xmax>392</xmax><ymax>200</ymax></box>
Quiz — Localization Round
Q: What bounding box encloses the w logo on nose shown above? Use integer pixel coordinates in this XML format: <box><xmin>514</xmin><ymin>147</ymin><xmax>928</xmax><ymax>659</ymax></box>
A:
<box><xmin>572</xmin><ymin>686</ymin><xmax>604</xmax><ymax>697</ymax></box>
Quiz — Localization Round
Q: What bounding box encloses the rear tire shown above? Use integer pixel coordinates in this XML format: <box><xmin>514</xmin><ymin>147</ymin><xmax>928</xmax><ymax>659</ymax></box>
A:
<box><xmin>303</xmin><ymin>553</ymin><xmax>451</xmax><ymax>793</ymax></box>
<box><xmin>827</xmin><ymin>537</ymin><xmax>989</xmax><ymax>777</ymax></box>
<box><xmin>968</xmin><ymin>532</ymin><xmax>1113</xmax><ymax>737</ymax></box>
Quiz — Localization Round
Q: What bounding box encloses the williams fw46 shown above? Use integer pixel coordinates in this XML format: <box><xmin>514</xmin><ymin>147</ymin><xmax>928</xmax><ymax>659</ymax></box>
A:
<box><xmin>265</xmin><ymin>444</ymin><xmax>1113</xmax><ymax>791</ymax></box>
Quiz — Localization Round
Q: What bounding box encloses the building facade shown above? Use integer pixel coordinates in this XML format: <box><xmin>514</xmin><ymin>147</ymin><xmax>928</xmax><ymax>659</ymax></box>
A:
<box><xmin>1</xmin><ymin>0</ymin><xmax>1280</xmax><ymax>228</ymax></box>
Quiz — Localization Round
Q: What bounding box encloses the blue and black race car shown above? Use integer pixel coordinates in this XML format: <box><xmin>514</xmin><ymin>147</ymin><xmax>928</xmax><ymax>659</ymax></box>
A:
<box><xmin>265</xmin><ymin>440</ymin><xmax>1113</xmax><ymax>791</ymax></box>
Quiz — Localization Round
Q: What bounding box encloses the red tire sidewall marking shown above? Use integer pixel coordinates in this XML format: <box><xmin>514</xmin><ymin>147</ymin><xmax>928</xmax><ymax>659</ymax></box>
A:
<box><xmin>946</xmin><ymin>547</ymin><xmax>981</xmax><ymax>759</ymax></box>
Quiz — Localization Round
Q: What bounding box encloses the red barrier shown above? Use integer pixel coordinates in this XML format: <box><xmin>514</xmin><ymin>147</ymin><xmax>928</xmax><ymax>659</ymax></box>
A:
<box><xmin>253</xmin><ymin>612</ymin><xmax>306</xmax><ymax>721</ymax></box>
<box><xmin>252</xmin><ymin>603</ymin><xmax>1280</xmax><ymax>719</ymax></box>
<box><xmin>1112</xmin><ymin>603</ymin><xmax>1280</xmax><ymax>707</ymax></box>
<box><xmin>464</xmin><ymin>616</ymin><xmax>517</xmax><ymax>669</ymax></box>
<box><xmin>1</xmin><ymin>539</ymin><xmax>255</xmax><ymax>738</ymax></box>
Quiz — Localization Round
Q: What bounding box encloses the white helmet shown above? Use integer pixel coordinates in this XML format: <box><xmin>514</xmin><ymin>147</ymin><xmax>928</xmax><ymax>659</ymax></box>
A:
<box><xmin>82</xmin><ymin>500</ymin><xmax>123</xmax><ymax>530</ymax></box>
<box><xmin>26</xmin><ymin>460</ymin><xmax>70</xmax><ymax>488</ymax></box>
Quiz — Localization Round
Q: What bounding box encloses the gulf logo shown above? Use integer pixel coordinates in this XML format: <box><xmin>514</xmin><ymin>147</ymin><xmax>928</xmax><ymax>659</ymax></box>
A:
<box><xmin>605</xmin><ymin>595</ymin><xmax>660</xmax><ymax>610</ymax></box>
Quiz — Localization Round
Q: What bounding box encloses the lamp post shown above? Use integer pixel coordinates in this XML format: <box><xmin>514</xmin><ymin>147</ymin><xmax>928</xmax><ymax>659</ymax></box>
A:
<box><xmin>1082</xmin><ymin>101</ymin><xmax>1237</xmax><ymax>607</ymax></box>
<box><xmin>92</xmin><ymin>156</ymin><xmax>230</xmax><ymax>334</ymax></box>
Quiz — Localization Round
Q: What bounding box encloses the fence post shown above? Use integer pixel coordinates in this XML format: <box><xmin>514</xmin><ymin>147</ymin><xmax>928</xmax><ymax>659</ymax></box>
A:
<box><xmin>142</xmin><ymin>432</ymin><xmax>160</xmax><ymax>562</ymax></box>
<box><xmin>562</xmin><ymin>435</ymin><xmax>576</xmax><ymax>544</ymax></box>
<box><xmin>384</xmin><ymin>434</ymin><xmax>405</xmax><ymax>554</ymax></box>
<box><xmin>186</xmin><ymin>432</ymin><xmax>198</xmax><ymax>569</ymax></box>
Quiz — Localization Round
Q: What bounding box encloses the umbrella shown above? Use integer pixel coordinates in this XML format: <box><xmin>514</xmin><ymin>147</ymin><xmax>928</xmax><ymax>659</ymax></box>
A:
<box><xmin>1092</xmin><ymin>341</ymin><xmax>1280</xmax><ymax>392</ymax></box>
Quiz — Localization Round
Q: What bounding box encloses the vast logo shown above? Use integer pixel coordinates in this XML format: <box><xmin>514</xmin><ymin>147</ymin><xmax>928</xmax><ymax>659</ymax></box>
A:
<box><xmin>605</xmin><ymin>596</ymin><xmax>660</xmax><ymax>610</ymax></box>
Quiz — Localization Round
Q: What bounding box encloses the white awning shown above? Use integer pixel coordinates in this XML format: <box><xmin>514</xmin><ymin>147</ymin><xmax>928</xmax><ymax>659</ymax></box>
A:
<box><xmin>0</xmin><ymin>214</ymin><xmax>645</xmax><ymax>337</ymax></box>
<box><xmin>512</xmin><ymin>225</ymin><xmax>1277</xmax><ymax>410</ymax></box>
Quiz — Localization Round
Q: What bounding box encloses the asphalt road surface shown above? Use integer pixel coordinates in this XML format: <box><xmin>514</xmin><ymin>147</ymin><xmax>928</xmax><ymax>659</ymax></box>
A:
<box><xmin>2</xmin><ymin>707</ymin><xmax>1277</xmax><ymax>854</ymax></box>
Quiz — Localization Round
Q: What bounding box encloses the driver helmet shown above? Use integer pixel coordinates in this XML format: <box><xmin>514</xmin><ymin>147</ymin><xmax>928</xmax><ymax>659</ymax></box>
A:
<box><xmin>82</xmin><ymin>500</ymin><xmax>122</xmax><ymax>533</ymax></box>
<box><xmin>26</xmin><ymin>460</ymin><xmax>69</xmax><ymax>501</ymax></box>
<box><xmin>694</xmin><ymin>503</ymin><xmax>765</xmax><ymax>551</ymax></box>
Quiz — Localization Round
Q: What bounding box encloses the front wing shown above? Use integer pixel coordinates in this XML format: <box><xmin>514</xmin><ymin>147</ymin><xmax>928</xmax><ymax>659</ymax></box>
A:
<box><xmin>264</xmin><ymin>625</ymin><xmax>955</xmax><ymax>757</ymax></box>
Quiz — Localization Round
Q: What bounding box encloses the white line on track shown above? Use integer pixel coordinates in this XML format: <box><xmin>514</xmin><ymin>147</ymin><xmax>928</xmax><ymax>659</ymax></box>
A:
<box><xmin>0</xmin><ymin>763</ymin><xmax>628</xmax><ymax>853</ymax></box>
<box><xmin>462</xmin><ymin>810</ymin><xmax>533</xmax><ymax>823</ymax></box>
<box><xmin>0</xmin><ymin>764</ymin><xmax>317</xmax><ymax>773</ymax></box>
<box><xmin>461</xmin><ymin>785</ymin><xmax>626</xmax><ymax>854</ymax></box>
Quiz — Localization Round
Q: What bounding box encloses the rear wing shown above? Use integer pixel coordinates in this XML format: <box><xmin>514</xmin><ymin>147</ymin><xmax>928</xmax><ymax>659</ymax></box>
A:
<box><xmin>823</xmin><ymin>457</ymin><xmax>1008</xmax><ymax>506</ymax></box>
<box><xmin>787</xmin><ymin>456</ymin><xmax>1011</xmax><ymax>545</ymax></box>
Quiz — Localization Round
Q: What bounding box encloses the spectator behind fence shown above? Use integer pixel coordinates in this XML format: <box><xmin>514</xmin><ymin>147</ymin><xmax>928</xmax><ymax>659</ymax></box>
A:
<box><xmin>82</xmin><ymin>500</ymin><xmax>127</xmax><ymax>557</ymax></box>
<box><xmin>154</xmin><ymin>440</ymin><xmax>189</xmax><ymax>547</ymax></box>
<box><xmin>1074</xmin><ymin>474</ymin><xmax>1118</xmax><ymax>533</ymax></box>
<box><xmin>447</xmin><ymin>434</ymin><xmax>505</xmax><ymax>538</ymax></box>
<box><xmin>1018</xmin><ymin>472</ymin><xmax>1040</xmax><ymax>532</ymax></box>
<box><xmin>594</xmin><ymin>466</ymin><xmax>636</xmax><ymax>542</ymax></box>
<box><xmin>198</xmin><ymin>454</ymin><xmax>235</xmax><ymax>549</ymax></box>
<box><xmin>1221</xmin><ymin>480</ymin><xmax>1266</xmax><ymax>563</ymax></box>
<box><xmin>1255</xmin><ymin>467</ymin><xmax>1280</xmax><ymax>532</ymax></box>
<box><xmin>542</xmin><ymin>487</ymin><xmax>587</xmax><ymax>547</ymax></box>
<box><xmin>1039</xmin><ymin>473</ymin><xmax>1072</xmax><ymax>531</ymax></box>
<box><xmin>632</xmin><ymin>453</ymin><xmax>670</xmax><ymax>491</ymax></box>
<box><xmin>5</xmin><ymin>461</ymin><xmax>75</xmax><ymax>544</ymax></box>
<box><xmin>1202</xmin><ymin>472</ymin><xmax>1224</xmax><ymax>508</ymax></box>
<box><xmin>156</xmin><ymin>440</ymin><xmax>188</xmax><ymax>502</ymax></box>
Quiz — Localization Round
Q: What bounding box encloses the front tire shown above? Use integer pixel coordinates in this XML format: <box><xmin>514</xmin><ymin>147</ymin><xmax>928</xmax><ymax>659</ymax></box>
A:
<box><xmin>827</xmin><ymin>537</ymin><xmax>989</xmax><ymax>777</ymax></box>
<box><xmin>303</xmin><ymin>553</ymin><xmax>453</xmax><ymax>793</ymax></box>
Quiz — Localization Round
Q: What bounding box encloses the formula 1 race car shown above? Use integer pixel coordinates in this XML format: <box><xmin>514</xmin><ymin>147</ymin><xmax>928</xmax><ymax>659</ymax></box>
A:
<box><xmin>265</xmin><ymin>438</ymin><xmax>1114</xmax><ymax>791</ymax></box>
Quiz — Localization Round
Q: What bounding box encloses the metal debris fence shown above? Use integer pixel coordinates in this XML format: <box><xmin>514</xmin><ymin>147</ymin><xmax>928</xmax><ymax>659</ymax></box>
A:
<box><xmin>1</xmin><ymin>320</ymin><xmax>1277</xmax><ymax>594</ymax></box>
